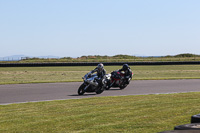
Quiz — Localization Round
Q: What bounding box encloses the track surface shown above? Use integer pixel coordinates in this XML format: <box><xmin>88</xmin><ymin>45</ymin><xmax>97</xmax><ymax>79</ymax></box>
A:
<box><xmin>1</xmin><ymin>79</ymin><xmax>200</xmax><ymax>105</ymax></box>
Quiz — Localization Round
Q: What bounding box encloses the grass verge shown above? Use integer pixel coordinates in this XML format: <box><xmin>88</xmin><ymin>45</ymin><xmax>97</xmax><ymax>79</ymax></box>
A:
<box><xmin>0</xmin><ymin>92</ymin><xmax>200</xmax><ymax>132</ymax></box>
<box><xmin>0</xmin><ymin>65</ymin><xmax>200</xmax><ymax>84</ymax></box>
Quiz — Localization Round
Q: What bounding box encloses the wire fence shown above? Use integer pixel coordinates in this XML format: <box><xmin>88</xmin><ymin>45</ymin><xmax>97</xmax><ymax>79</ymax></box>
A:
<box><xmin>0</xmin><ymin>57</ymin><xmax>60</xmax><ymax>61</ymax></box>
<box><xmin>0</xmin><ymin>58</ymin><xmax>20</xmax><ymax>61</ymax></box>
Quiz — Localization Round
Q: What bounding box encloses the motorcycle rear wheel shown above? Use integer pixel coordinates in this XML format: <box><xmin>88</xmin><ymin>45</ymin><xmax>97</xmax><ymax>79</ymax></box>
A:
<box><xmin>96</xmin><ymin>87</ymin><xmax>104</xmax><ymax>94</ymax></box>
<box><xmin>78</xmin><ymin>83</ymin><xmax>86</xmax><ymax>95</ymax></box>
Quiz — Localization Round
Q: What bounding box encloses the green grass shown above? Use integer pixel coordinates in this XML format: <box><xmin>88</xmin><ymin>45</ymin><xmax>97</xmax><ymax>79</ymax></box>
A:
<box><xmin>0</xmin><ymin>92</ymin><xmax>200</xmax><ymax>132</ymax></box>
<box><xmin>0</xmin><ymin>65</ymin><xmax>200</xmax><ymax>84</ymax></box>
<box><xmin>1</xmin><ymin>65</ymin><xmax>200</xmax><ymax>132</ymax></box>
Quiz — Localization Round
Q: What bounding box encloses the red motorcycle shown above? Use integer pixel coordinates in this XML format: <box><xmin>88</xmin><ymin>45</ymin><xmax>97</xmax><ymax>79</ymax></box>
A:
<box><xmin>103</xmin><ymin>70</ymin><xmax>132</xmax><ymax>90</ymax></box>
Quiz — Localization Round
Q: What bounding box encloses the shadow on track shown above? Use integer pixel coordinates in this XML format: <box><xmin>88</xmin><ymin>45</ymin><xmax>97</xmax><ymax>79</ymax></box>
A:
<box><xmin>105</xmin><ymin>88</ymin><xmax>121</xmax><ymax>91</ymax></box>
<box><xmin>68</xmin><ymin>94</ymin><xmax>97</xmax><ymax>96</ymax></box>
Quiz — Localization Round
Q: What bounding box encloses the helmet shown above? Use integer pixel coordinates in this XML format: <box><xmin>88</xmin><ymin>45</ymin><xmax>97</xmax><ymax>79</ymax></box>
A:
<box><xmin>122</xmin><ymin>64</ymin><xmax>129</xmax><ymax>70</ymax></box>
<box><xmin>97</xmin><ymin>63</ymin><xmax>104</xmax><ymax>71</ymax></box>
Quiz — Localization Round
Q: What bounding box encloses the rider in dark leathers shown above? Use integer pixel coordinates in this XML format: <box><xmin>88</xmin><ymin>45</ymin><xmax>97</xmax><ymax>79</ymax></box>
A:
<box><xmin>118</xmin><ymin>64</ymin><xmax>132</xmax><ymax>84</ymax></box>
<box><xmin>87</xmin><ymin>63</ymin><xmax>106</xmax><ymax>87</ymax></box>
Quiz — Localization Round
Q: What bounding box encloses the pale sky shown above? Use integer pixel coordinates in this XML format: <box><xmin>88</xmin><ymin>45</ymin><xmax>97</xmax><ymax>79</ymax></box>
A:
<box><xmin>0</xmin><ymin>0</ymin><xmax>200</xmax><ymax>57</ymax></box>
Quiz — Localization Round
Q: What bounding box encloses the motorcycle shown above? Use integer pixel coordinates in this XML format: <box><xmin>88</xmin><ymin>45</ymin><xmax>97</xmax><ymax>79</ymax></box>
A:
<box><xmin>103</xmin><ymin>70</ymin><xmax>132</xmax><ymax>90</ymax></box>
<box><xmin>78</xmin><ymin>73</ymin><xmax>105</xmax><ymax>95</ymax></box>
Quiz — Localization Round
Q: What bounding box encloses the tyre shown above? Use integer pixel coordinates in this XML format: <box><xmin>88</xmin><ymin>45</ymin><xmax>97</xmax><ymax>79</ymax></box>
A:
<box><xmin>78</xmin><ymin>83</ymin><xmax>85</xmax><ymax>95</ymax></box>
<box><xmin>120</xmin><ymin>84</ymin><xmax>127</xmax><ymax>89</ymax></box>
<box><xmin>159</xmin><ymin>130</ymin><xmax>200</xmax><ymax>133</ymax></box>
<box><xmin>96</xmin><ymin>87</ymin><xmax>104</xmax><ymax>94</ymax></box>
<box><xmin>174</xmin><ymin>123</ymin><xmax>200</xmax><ymax>130</ymax></box>
<box><xmin>104</xmin><ymin>80</ymin><xmax>111</xmax><ymax>90</ymax></box>
<box><xmin>105</xmin><ymin>85</ymin><xmax>111</xmax><ymax>90</ymax></box>
<box><xmin>191</xmin><ymin>114</ymin><xmax>200</xmax><ymax>123</ymax></box>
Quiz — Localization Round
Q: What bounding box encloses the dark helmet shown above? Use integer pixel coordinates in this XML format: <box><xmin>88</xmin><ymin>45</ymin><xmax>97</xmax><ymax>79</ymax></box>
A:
<box><xmin>122</xmin><ymin>64</ymin><xmax>129</xmax><ymax>70</ymax></box>
<box><xmin>97</xmin><ymin>63</ymin><xmax>104</xmax><ymax>71</ymax></box>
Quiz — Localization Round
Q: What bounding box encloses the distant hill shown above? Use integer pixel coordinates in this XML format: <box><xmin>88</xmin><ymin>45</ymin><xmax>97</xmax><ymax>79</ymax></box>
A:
<box><xmin>174</xmin><ymin>53</ymin><xmax>200</xmax><ymax>57</ymax></box>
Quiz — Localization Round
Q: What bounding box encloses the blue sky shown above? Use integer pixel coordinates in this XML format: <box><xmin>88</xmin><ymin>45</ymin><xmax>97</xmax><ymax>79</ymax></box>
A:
<box><xmin>0</xmin><ymin>0</ymin><xmax>200</xmax><ymax>57</ymax></box>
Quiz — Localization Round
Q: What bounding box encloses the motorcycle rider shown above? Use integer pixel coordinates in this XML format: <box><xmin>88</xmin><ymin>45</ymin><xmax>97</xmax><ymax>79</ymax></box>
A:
<box><xmin>87</xmin><ymin>63</ymin><xmax>106</xmax><ymax>87</ymax></box>
<box><xmin>118</xmin><ymin>64</ymin><xmax>132</xmax><ymax>84</ymax></box>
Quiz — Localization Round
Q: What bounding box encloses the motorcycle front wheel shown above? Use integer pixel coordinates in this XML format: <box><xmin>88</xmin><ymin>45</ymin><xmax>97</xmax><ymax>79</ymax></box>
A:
<box><xmin>120</xmin><ymin>84</ymin><xmax>127</xmax><ymax>89</ymax></box>
<box><xmin>105</xmin><ymin>86</ymin><xmax>111</xmax><ymax>90</ymax></box>
<box><xmin>78</xmin><ymin>83</ymin><xmax>86</xmax><ymax>95</ymax></box>
<box><xmin>105</xmin><ymin>80</ymin><xmax>111</xmax><ymax>90</ymax></box>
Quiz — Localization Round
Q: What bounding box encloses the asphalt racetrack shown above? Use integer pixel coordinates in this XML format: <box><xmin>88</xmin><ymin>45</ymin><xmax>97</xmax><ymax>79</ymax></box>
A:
<box><xmin>1</xmin><ymin>79</ymin><xmax>200</xmax><ymax>105</ymax></box>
